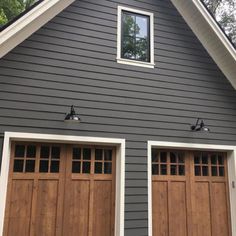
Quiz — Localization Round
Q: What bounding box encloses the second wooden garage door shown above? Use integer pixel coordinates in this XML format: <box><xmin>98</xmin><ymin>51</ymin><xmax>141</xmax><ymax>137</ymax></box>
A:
<box><xmin>3</xmin><ymin>142</ymin><xmax>116</xmax><ymax>236</ymax></box>
<box><xmin>152</xmin><ymin>149</ymin><xmax>231</xmax><ymax>236</ymax></box>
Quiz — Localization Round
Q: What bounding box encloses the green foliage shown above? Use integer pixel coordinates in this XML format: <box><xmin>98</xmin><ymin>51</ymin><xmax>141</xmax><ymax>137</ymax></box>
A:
<box><xmin>0</xmin><ymin>8</ymin><xmax>7</xmax><ymax>25</ymax></box>
<box><xmin>122</xmin><ymin>14</ymin><xmax>148</xmax><ymax>61</ymax></box>
<box><xmin>202</xmin><ymin>0</ymin><xmax>236</xmax><ymax>46</ymax></box>
<box><xmin>0</xmin><ymin>0</ymin><xmax>38</xmax><ymax>27</ymax></box>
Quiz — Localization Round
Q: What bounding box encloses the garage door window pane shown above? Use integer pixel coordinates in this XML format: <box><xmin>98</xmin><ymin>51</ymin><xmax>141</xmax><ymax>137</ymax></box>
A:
<box><xmin>15</xmin><ymin>145</ymin><xmax>25</xmax><ymax>157</ymax></box>
<box><xmin>83</xmin><ymin>162</ymin><xmax>91</xmax><ymax>173</ymax></box>
<box><xmin>41</xmin><ymin>146</ymin><xmax>50</xmax><ymax>159</ymax></box>
<box><xmin>25</xmin><ymin>160</ymin><xmax>35</xmax><ymax>172</ymax></box>
<box><xmin>13</xmin><ymin>160</ymin><xmax>24</xmax><ymax>172</ymax></box>
<box><xmin>27</xmin><ymin>145</ymin><xmax>36</xmax><ymax>158</ymax></box>
<box><xmin>40</xmin><ymin>160</ymin><xmax>49</xmax><ymax>172</ymax></box>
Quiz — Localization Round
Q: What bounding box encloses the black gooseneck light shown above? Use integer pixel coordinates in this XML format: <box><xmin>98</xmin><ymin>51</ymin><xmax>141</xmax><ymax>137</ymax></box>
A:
<box><xmin>190</xmin><ymin>118</ymin><xmax>210</xmax><ymax>132</ymax></box>
<box><xmin>64</xmin><ymin>105</ymin><xmax>81</xmax><ymax>123</ymax></box>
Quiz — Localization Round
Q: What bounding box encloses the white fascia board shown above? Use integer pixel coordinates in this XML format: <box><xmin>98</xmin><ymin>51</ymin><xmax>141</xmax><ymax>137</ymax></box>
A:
<box><xmin>0</xmin><ymin>0</ymin><xmax>75</xmax><ymax>58</ymax></box>
<box><xmin>171</xmin><ymin>0</ymin><xmax>236</xmax><ymax>89</ymax></box>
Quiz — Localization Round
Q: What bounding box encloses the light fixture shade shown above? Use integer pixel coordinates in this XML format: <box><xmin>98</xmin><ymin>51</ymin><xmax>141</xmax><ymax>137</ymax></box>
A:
<box><xmin>64</xmin><ymin>105</ymin><xmax>81</xmax><ymax>123</ymax></box>
<box><xmin>191</xmin><ymin>118</ymin><xmax>210</xmax><ymax>132</ymax></box>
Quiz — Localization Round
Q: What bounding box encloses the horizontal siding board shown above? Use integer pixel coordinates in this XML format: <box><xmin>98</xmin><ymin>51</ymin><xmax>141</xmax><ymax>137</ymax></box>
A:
<box><xmin>1</xmin><ymin>0</ymin><xmax>236</xmax><ymax>234</ymax></box>
<box><xmin>125</xmin><ymin>187</ymin><xmax>147</xmax><ymax>195</ymax></box>
<box><xmin>125</xmin><ymin>212</ymin><xmax>148</xmax><ymax>220</ymax></box>
<box><xmin>12</xmin><ymin>45</ymin><xmax>221</xmax><ymax>73</ymax></box>
<box><xmin>0</xmin><ymin>63</ymin><xmax>230</xmax><ymax>91</ymax></box>
<box><xmin>0</xmin><ymin>75</ymin><xmax>235</xmax><ymax>110</ymax></box>
<box><xmin>1</xmin><ymin>56</ymin><xmax>228</xmax><ymax>86</ymax></box>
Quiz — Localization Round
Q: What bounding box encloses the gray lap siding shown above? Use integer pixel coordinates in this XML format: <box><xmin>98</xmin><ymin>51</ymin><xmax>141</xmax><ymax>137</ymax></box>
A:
<box><xmin>0</xmin><ymin>0</ymin><xmax>236</xmax><ymax>235</ymax></box>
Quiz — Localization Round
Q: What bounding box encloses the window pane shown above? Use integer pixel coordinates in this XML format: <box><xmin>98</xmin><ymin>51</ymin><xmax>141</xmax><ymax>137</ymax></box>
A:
<box><xmin>73</xmin><ymin>148</ymin><xmax>81</xmax><ymax>160</ymax></box>
<box><xmin>95</xmin><ymin>149</ymin><xmax>103</xmax><ymax>160</ymax></box>
<box><xmin>218</xmin><ymin>155</ymin><xmax>224</xmax><ymax>165</ymax></box>
<box><xmin>170</xmin><ymin>152</ymin><xmax>177</xmax><ymax>163</ymax></box>
<box><xmin>26</xmin><ymin>145</ymin><xmax>36</xmax><ymax>158</ymax></box>
<box><xmin>83</xmin><ymin>148</ymin><xmax>91</xmax><ymax>160</ymax></box>
<box><xmin>152</xmin><ymin>150</ymin><xmax>159</xmax><ymax>162</ymax></box>
<box><xmin>50</xmin><ymin>161</ymin><xmax>60</xmax><ymax>173</ymax></box>
<box><xmin>136</xmin><ymin>37</ymin><xmax>148</xmax><ymax>61</ymax></box>
<box><xmin>179</xmin><ymin>165</ymin><xmax>185</xmax><ymax>176</ymax></box>
<box><xmin>15</xmin><ymin>145</ymin><xmax>25</xmax><ymax>157</ymax></box>
<box><xmin>122</xmin><ymin>12</ymin><xmax>135</xmax><ymax>36</ymax></box>
<box><xmin>194</xmin><ymin>155</ymin><xmax>200</xmax><ymax>164</ymax></box>
<box><xmin>160</xmin><ymin>164</ymin><xmax>167</xmax><ymax>175</ymax></box>
<box><xmin>51</xmin><ymin>146</ymin><xmax>60</xmax><ymax>159</ymax></box>
<box><xmin>72</xmin><ymin>162</ymin><xmax>81</xmax><ymax>173</ymax></box>
<box><xmin>104</xmin><ymin>149</ymin><xmax>112</xmax><ymax>161</ymax></box>
<box><xmin>39</xmin><ymin>160</ymin><xmax>49</xmax><ymax>172</ymax></box>
<box><xmin>170</xmin><ymin>165</ymin><xmax>177</xmax><ymax>175</ymax></box>
<box><xmin>122</xmin><ymin>36</ymin><xmax>135</xmax><ymax>59</ymax></box>
<box><xmin>136</xmin><ymin>15</ymin><xmax>148</xmax><ymax>38</ymax></box>
<box><xmin>104</xmin><ymin>162</ymin><xmax>112</xmax><ymax>174</ymax></box>
<box><xmin>25</xmin><ymin>160</ymin><xmax>35</xmax><ymax>172</ymax></box>
<box><xmin>40</xmin><ymin>146</ymin><xmax>50</xmax><ymax>159</ymax></box>
<box><xmin>160</xmin><ymin>152</ymin><xmax>167</xmax><ymax>163</ymax></box>
<box><xmin>13</xmin><ymin>160</ymin><xmax>24</xmax><ymax>172</ymax></box>
<box><xmin>219</xmin><ymin>167</ymin><xmax>225</xmax><ymax>176</ymax></box>
<box><xmin>95</xmin><ymin>162</ymin><xmax>103</xmax><ymax>174</ymax></box>
<box><xmin>202</xmin><ymin>166</ymin><xmax>208</xmax><ymax>176</ymax></box>
<box><xmin>202</xmin><ymin>154</ymin><xmax>208</xmax><ymax>164</ymax></box>
<box><xmin>211</xmin><ymin>155</ymin><xmax>217</xmax><ymax>164</ymax></box>
<box><xmin>195</xmin><ymin>166</ymin><xmax>201</xmax><ymax>176</ymax></box>
<box><xmin>152</xmin><ymin>164</ymin><xmax>159</xmax><ymax>175</ymax></box>
<box><xmin>121</xmin><ymin>10</ymin><xmax>150</xmax><ymax>62</ymax></box>
<box><xmin>82</xmin><ymin>162</ymin><xmax>91</xmax><ymax>173</ymax></box>
<box><xmin>211</xmin><ymin>166</ymin><xmax>217</xmax><ymax>176</ymax></box>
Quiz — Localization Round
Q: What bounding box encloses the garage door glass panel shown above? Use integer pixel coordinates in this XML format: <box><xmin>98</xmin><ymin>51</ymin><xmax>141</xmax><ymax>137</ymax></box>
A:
<box><xmin>39</xmin><ymin>145</ymin><xmax>61</xmax><ymax>173</ymax></box>
<box><xmin>152</xmin><ymin>150</ymin><xmax>185</xmax><ymax>176</ymax></box>
<box><xmin>194</xmin><ymin>152</ymin><xmax>225</xmax><ymax>177</ymax></box>
<box><xmin>13</xmin><ymin>144</ymin><xmax>36</xmax><ymax>173</ymax></box>
<box><xmin>95</xmin><ymin>148</ymin><xmax>113</xmax><ymax>174</ymax></box>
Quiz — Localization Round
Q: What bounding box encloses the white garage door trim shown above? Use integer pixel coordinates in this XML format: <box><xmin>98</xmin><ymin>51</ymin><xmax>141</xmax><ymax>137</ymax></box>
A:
<box><xmin>147</xmin><ymin>141</ymin><xmax>236</xmax><ymax>236</ymax></box>
<box><xmin>0</xmin><ymin>132</ymin><xmax>126</xmax><ymax>236</ymax></box>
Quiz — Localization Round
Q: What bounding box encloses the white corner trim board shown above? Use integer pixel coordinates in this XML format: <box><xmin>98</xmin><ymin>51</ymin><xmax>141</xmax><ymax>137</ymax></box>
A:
<box><xmin>147</xmin><ymin>141</ymin><xmax>236</xmax><ymax>236</ymax></box>
<box><xmin>0</xmin><ymin>0</ymin><xmax>75</xmax><ymax>58</ymax></box>
<box><xmin>0</xmin><ymin>132</ymin><xmax>125</xmax><ymax>236</ymax></box>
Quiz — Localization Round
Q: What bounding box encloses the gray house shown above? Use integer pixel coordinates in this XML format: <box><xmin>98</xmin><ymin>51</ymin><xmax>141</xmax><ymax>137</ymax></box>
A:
<box><xmin>0</xmin><ymin>0</ymin><xmax>236</xmax><ymax>235</ymax></box>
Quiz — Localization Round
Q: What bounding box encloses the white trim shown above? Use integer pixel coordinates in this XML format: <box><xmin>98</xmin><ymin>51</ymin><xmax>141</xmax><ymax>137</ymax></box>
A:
<box><xmin>0</xmin><ymin>132</ymin><xmax>125</xmax><ymax>236</ymax></box>
<box><xmin>147</xmin><ymin>141</ymin><xmax>236</xmax><ymax>236</ymax></box>
<box><xmin>0</xmin><ymin>0</ymin><xmax>75</xmax><ymax>58</ymax></box>
<box><xmin>117</xmin><ymin>6</ymin><xmax>154</xmax><ymax>68</ymax></box>
<box><xmin>170</xmin><ymin>0</ymin><xmax>236</xmax><ymax>89</ymax></box>
<box><xmin>193</xmin><ymin>0</ymin><xmax>236</xmax><ymax>60</ymax></box>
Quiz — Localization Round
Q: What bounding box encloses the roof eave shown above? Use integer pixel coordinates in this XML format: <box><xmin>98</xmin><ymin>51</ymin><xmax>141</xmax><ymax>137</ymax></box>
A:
<box><xmin>171</xmin><ymin>0</ymin><xmax>236</xmax><ymax>89</ymax></box>
<box><xmin>0</xmin><ymin>0</ymin><xmax>75</xmax><ymax>59</ymax></box>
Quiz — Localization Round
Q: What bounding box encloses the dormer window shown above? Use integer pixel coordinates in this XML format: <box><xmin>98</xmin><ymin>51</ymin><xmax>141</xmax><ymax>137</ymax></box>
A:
<box><xmin>117</xmin><ymin>6</ymin><xmax>154</xmax><ymax>68</ymax></box>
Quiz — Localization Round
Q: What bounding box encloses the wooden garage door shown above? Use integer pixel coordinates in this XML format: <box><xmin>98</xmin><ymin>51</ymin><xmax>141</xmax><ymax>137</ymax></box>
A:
<box><xmin>3</xmin><ymin>142</ymin><xmax>116</xmax><ymax>236</ymax></box>
<box><xmin>152</xmin><ymin>150</ymin><xmax>231</xmax><ymax>236</ymax></box>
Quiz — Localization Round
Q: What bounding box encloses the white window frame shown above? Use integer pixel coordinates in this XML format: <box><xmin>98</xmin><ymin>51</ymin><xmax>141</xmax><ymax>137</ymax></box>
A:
<box><xmin>0</xmin><ymin>132</ymin><xmax>126</xmax><ymax>236</ymax></box>
<box><xmin>147</xmin><ymin>141</ymin><xmax>236</xmax><ymax>236</ymax></box>
<box><xmin>117</xmin><ymin>6</ymin><xmax>155</xmax><ymax>68</ymax></box>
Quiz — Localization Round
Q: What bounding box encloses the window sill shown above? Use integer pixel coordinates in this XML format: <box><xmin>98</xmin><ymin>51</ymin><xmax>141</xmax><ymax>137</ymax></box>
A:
<box><xmin>117</xmin><ymin>58</ymin><xmax>155</xmax><ymax>68</ymax></box>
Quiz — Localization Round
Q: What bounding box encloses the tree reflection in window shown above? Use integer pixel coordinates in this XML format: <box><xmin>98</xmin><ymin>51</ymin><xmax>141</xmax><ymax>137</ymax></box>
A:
<box><xmin>121</xmin><ymin>11</ymin><xmax>150</xmax><ymax>62</ymax></box>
